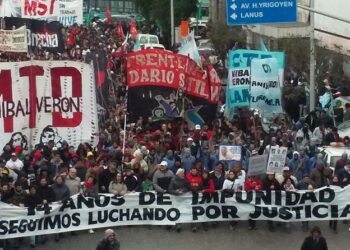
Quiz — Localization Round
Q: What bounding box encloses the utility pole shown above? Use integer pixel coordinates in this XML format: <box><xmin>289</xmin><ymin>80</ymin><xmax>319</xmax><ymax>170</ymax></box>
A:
<box><xmin>309</xmin><ymin>0</ymin><xmax>316</xmax><ymax>112</ymax></box>
<box><xmin>170</xmin><ymin>0</ymin><xmax>174</xmax><ymax>47</ymax></box>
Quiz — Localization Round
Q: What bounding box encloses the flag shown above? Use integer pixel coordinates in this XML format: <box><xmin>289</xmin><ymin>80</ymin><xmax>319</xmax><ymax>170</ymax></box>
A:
<box><xmin>178</xmin><ymin>31</ymin><xmax>201</xmax><ymax>66</ymax></box>
<box><xmin>133</xmin><ymin>37</ymin><xmax>140</xmax><ymax>51</ymax></box>
<box><xmin>259</xmin><ymin>37</ymin><xmax>268</xmax><ymax>52</ymax></box>
<box><xmin>105</xmin><ymin>8</ymin><xmax>112</xmax><ymax>24</ymax></box>
<box><xmin>116</xmin><ymin>22</ymin><xmax>125</xmax><ymax>40</ymax></box>
<box><xmin>320</xmin><ymin>92</ymin><xmax>331</xmax><ymax>109</ymax></box>
<box><xmin>67</xmin><ymin>27</ymin><xmax>78</xmax><ymax>46</ymax></box>
<box><xmin>129</xmin><ymin>21</ymin><xmax>138</xmax><ymax>40</ymax></box>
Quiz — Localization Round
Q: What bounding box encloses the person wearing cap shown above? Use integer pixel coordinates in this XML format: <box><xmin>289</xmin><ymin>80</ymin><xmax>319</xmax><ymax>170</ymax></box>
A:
<box><xmin>123</xmin><ymin>167</ymin><xmax>140</xmax><ymax>192</ymax></box>
<box><xmin>301</xmin><ymin>226</ymin><xmax>328</xmax><ymax>250</ymax></box>
<box><xmin>5</xmin><ymin>152</ymin><xmax>24</xmax><ymax>173</ymax></box>
<box><xmin>96</xmin><ymin>228</ymin><xmax>120</xmax><ymax>250</ymax></box>
<box><xmin>276</xmin><ymin>166</ymin><xmax>298</xmax><ymax>186</ymax></box>
<box><xmin>152</xmin><ymin>161</ymin><xmax>174</xmax><ymax>193</ymax></box>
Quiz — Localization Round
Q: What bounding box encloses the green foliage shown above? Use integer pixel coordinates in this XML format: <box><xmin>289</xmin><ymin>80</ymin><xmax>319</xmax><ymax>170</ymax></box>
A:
<box><xmin>206</xmin><ymin>20</ymin><xmax>245</xmax><ymax>59</ymax></box>
<box><xmin>135</xmin><ymin>0</ymin><xmax>197</xmax><ymax>45</ymax></box>
<box><xmin>277</xmin><ymin>37</ymin><xmax>348</xmax><ymax>91</ymax></box>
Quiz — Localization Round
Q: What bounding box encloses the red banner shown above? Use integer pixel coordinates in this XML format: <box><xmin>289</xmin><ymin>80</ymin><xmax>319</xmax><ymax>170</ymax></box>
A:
<box><xmin>127</xmin><ymin>50</ymin><xmax>221</xmax><ymax>104</ymax></box>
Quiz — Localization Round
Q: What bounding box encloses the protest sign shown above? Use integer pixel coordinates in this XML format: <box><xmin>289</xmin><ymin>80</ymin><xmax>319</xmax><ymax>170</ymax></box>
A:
<box><xmin>219</xmin><ymin>145</ymin><xmax>241</xmax><ymax>161</ymax></box>
<box><xmin>21</xmin><ymin>0</ymin><xmax>82</xmax><ymax>26</ymax></box>
<box><xmin>250</xmin><ymin>58</ymin><xmax>282</xmax><ymax>113</ymax></box>
<box><xmin>5</xmin><ymin>17</ymin><xmax>64</xmax><ymax>52</ymax></box>
<box><xmin>267</xmin><ymin>146</ymin><xmax>288</xmax><ymax>173</ymax></box>
<box><xmin>1</xmin><ymin>187</ymin><xmax>350</xmax><ymax>239</ymax></box>
<box><xmin>126</xmin><ymin>50</ymin><xmax>221</xmax><ymax>124</ymax></box>
<box><xmin>0</xmin><ymin>60</ymin><xmax>98</xmax><ymax>150</ymax></box>
<box><xmin>248</xmin><ymin>154</ymin><xmax>268</xmax><ymax>176</ymax></box>
<box><xmin>225</xmin><ymin>49</ymin><xmax>285</xmax><ymax>119</ymax></box>
<box><xmin>0</xmin><ymin>26</ymin><xmax>27</xmax><ymax>52</ymax></box>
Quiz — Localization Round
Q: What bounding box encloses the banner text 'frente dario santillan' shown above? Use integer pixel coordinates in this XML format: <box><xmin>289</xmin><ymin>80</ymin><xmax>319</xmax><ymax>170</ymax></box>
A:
<box><xmin>0</xmin><ymin>61</ymin><xmax>98</xmax><ymax>150</ymax></box>
<box><xmin>1</xmin><ymin>187</ymin><xmax>350</xmax><ymax>238</ymax></box>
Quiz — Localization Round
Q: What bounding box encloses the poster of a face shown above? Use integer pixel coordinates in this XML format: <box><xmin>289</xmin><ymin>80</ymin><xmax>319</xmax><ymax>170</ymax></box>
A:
<box><xmin>219</xmin><ymin>145</ymin><xmax>241</xmax><ymax>161</ymax></box>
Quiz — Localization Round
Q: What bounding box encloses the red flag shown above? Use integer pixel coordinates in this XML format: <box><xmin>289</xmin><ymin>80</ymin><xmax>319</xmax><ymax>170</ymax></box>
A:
<box><xmin>129</xmin><ymin>21</ymin><xmax>138</xmax><ymax>40</ymax></box>
<box><xmin>105</xmin><ymin>8</ymin><xmax>112</xmax><ymax>24</ymax></box>
<box><xmin>67</xmin><ymin>27</ymin><xmax>78</xmax><ymax>46</ymax></box>
<box><xmin>116</xmin><ymin>22</ymin><xmax>125</xmax><ymax>40</ymax></box>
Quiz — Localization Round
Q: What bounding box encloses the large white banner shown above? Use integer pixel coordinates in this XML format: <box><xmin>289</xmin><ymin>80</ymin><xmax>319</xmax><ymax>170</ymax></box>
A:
<box><xmin>0</xmin><ymin>61</ymin><xmax>98</xmax><ymax>150</ymax></box>
<box><xmin>0</xmin><ymin>26</ymin><xmax>27</xmax><ymax>52</ymax></box>
<box><xmin>21</xmin><ymin>0</ymin><xmax>83</xmax><ymax>26</ymax></box>
<box><xmin>1</xmin><ymin>187</ymin><xmax>350</xmax><ymax>239</ymax></box>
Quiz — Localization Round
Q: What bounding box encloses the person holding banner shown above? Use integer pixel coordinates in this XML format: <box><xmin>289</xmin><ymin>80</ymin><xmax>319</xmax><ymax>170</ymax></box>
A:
<box><xmin>244</xmin><ymin>175</ymin><xmax>263</xmax><ymax>230</ymax></box>
<box><xmin>222</xmin><ymin>170</ymin><xmax>239</xmax><ymax>230</ymax></box>
<box><xmin>168</xmin><ymin>168</ymin><xmax>190</xmax><ymax>232</ymax></box>
<box><xmin>263</xmin><ymin>172</ymin><xmax>281</xmax><ymax>232</ymax></box>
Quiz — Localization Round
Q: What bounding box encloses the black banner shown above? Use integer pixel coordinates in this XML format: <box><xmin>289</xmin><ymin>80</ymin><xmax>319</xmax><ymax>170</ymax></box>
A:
<box><xmin>127</xmin><ymin>86</ymin><xmax>217</xmax><ymax>126</ymax></box>
<box><xmin>4</xmin><ymin>17</ymin><xmax>64</xmax><ymax>52</ymax></box>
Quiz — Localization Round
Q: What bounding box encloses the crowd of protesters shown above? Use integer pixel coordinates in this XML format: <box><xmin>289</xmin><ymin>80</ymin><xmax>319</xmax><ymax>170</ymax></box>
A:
<box><xmin>0</xmin><ymin>18</ymin><xmax>349</xmax><ymax>250</ymax></box>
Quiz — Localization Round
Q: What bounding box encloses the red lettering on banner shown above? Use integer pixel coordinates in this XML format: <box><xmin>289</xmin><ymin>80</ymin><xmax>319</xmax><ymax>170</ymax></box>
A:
<box><xmin>19</xmin><ymin>66</ymin><xmax>44</xmax><ymax>129</ymax></box>
<box><xmin>0</xmin><ymin>70</ymin><xmax>13</xmax><ymax>132</ymax></box>
<box><xmin>51</xmin><ymin>67</ymin><xmax>82</xmax><ymax>127</ymax></box>
<box><xmin>24</xmin><ymin>0</ymin><xmax>56</xmax><ymax>16</ymax></box>
<box><xmin>127</xmin><ymin>50</ymin><xmax>221</xmax><ymax>104</ymax></box>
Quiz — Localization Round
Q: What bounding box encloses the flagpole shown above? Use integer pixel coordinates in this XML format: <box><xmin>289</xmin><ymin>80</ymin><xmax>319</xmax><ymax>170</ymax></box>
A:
<box><xmin>170</xmin><ymin>0</ymin><xmax>174</xmax><ymax>47</ymax></box>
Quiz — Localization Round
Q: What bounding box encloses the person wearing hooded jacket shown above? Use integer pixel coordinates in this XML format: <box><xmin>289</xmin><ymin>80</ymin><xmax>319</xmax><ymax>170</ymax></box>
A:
<box><xmin>168</xmin><ymin>168</ymin><xmax>189</xmax><ymax>232</ymax></box>
<box><xmin>96</xmin><ymin>229</ymin><xmax>120</xmax><ymax>250</ymax></box>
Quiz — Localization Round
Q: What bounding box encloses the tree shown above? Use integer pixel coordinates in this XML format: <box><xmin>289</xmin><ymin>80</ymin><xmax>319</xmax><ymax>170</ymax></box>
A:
<box><xmin>206</xmin><ymin>20</ymin><xmax>245</xmax><ymax>63</ymax></box>
<box><xmin>135</xmin><ymin>0</ymin><xmax>197</xmax><ymax>47</ymax></box>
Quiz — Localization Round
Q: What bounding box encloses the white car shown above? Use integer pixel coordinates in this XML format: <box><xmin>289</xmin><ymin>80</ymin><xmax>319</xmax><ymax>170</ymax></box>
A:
<box><xmin>318</xmin><ymin>146</ymin><xmax>350</xmax><ymax>168</ymax></box>
<box><xmin>337</xmin><ymin>120</ymin><xmax>350</xmax><ymax>138</ymax></box>
<box><xmin>143</xmin><ymin>43</ymin><xmax>165</xmax><ymax>50</ymax></box>
<box><xmin>137</xmin><ymin>34</ymin><xmax>159</xmax><ymax>45</ymax></box>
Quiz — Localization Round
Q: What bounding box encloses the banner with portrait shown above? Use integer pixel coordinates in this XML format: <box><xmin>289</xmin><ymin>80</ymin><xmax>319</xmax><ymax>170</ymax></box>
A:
<box><xmin>0</xmin><ymin>60</ymin><xmax>98</xmax><ymax>150</ymax></box>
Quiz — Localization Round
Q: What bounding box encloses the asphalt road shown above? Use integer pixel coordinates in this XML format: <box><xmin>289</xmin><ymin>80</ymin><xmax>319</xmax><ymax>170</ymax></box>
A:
<box><xmin>9</xmin><ymin>221</ymin><xmax>350</xmax><ymax>250</ymax></box>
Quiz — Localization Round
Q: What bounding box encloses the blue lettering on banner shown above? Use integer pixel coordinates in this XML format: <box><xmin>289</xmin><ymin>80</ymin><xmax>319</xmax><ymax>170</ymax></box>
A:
<box><xmin>59</xmin><ymin>16</ymin><xmax>78</xmax><ymax>26</ymax></box>
<box><xmin>225</xmin><ymin>49</ymin><xmax>285</xmax><ymax>118</ymax></box>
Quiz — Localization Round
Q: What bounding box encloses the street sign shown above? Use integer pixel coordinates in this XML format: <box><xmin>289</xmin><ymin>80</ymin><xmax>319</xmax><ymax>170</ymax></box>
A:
<box><xmin>226</xmin><ymin>0</ymin><xmax>297</xmax><ymax>26</ymax></box>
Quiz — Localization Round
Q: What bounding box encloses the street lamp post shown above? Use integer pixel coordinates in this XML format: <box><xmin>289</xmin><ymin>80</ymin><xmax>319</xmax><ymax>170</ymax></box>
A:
<box><xmin>170</xmin><ymin>0</ymin><xmax>174</xmax><ymax>47</ymax></box>
<box><xmin>309</xmin><ymin>0</ymin><xmax>316</xmax><ymax>112</ymax></box>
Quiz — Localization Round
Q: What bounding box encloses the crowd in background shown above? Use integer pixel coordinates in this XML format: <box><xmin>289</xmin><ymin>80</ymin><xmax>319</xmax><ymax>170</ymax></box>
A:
<box><xmin>0</xmin><ymin>18</ymin><xmax>350</xmax><ymax>249</ymax></box>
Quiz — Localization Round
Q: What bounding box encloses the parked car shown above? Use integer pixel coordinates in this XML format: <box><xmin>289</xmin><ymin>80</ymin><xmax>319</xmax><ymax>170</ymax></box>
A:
<box><xmin>138</xmin><ymin>34</ymin><xmax>159</xmax><ymax>45</ymax></box>
<box><xmin>337</xmin><ymin>120</ymin><xmax>350</xmax><ymax>138</ymax></box>
<box><xmin>318</xmin><ymin>146</ymin><xmax>350</xmax><ymax>168</ymax></box>
<box><xmin>143</xmin><ymin>43</ymin><xmax>165</xmax><ymax>50</ymax></box>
